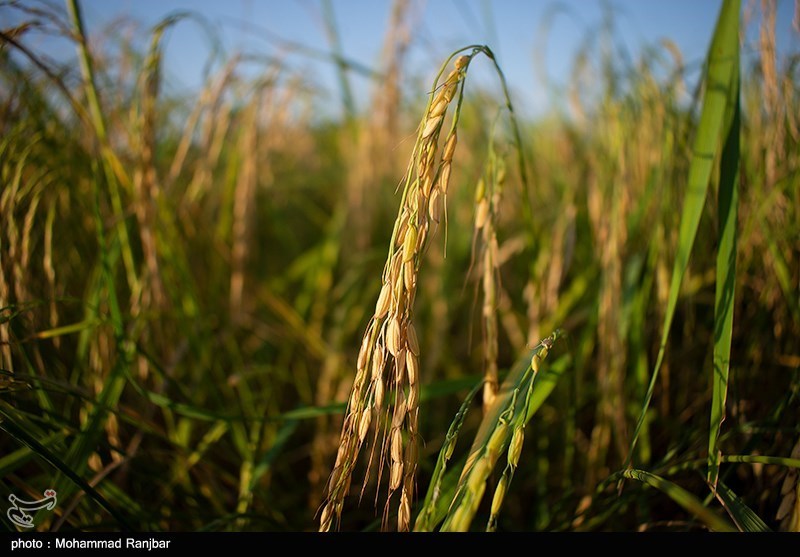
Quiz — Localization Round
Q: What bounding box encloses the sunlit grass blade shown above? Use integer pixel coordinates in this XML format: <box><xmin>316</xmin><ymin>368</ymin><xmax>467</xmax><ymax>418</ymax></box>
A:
<box><xmin>626</xmin><ymin>0</ymin><xmax>741</xmax><ymax>468</ymax></box>
<box><xmin>59</xmin><ymin>354</ymin><xmax>129</xmax><ymax>489</ymax></box>
<box><xmin>708</xmin><ymin>31</ymin><xmax>740</xmax><ymax>487</ymax></box>
<box><xmin>620</xmin><ymin>469</ymin><xmax>735</xmax><ymax>532</ymax></box>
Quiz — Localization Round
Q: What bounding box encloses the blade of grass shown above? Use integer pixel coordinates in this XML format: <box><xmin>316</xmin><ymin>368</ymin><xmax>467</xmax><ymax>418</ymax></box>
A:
<box><xmin>721</xmin><ymin>454</ymin><xmax>800</xmax><ymax>468</ymax></box>
<box><xmin>714</xmin><ymin>481</ymin><xmax>770</xmax><ymax>532</ymax></box>
<box><xmin>55</xmin><ymin>152</ymin><xmax>131</xmax><ymax>507</ymax></box>
<box><xmin>66</xmin><ymin>0</ymin><xmax>138</xmax><ymax>294</ymax></box>
<box><xmin>250</xmin><ymin>419</ymin><xmax>298</xmax><ymax>489</ymax></box>
<box><xmin>708</xmin><ymin>32</ymin><xmax>740</xmax><ymax>487</ymax></box>
<box><xmin>625</xmin><ymin>0</ymin><xmax>741</xmax><ymax>469</ymax></box>
<box><xmin>620</xmin><ymin>469</ymin><xmax>735</xmax><ymax>532</ymax></box>
<box><xmin>0</xmin><ymin>408</ymin><xmax>132</xmax><ymax>530</ymax></box>
<box><xmin>0</xmin><ymin>430</ymin><xmax>66</xmax><ymax>477</ymax></box>
<box><xmin>320</xmin><ymin>0</ymin><xmax>355</xmax><ymax>120</ymax></box>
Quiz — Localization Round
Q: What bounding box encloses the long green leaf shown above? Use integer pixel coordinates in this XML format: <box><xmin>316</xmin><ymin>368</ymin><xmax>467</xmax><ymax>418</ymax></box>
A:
<box><xmin>714</xmin><ymin>482</ymin><xmax>770</xmax><ymax>532</ymax></box>
<box><xmin>708</xmin><ymin>23</ymin><xmax>740</xmax><ymax>487</ymax></box>
<box><xmin>621</xmin><ymin>469</ymin><xmax>735</xmax><ymax>532</ymax></box>
<box><xmin>0</xmin><ymin>431</ymin><xmax>66</xmax><ymax>477</ymax></box>
<box><xmin>721</xmin><ymin>454</ymin><xmax>800</xmax><ymax>468</ymax></box>
<box><xmin>66</xmin><ymin>0</ymin><xmax>138</xmax><ymax>293</ymax></box>
<box><xmin>626</xmin><ymin>0</ymin><xmax>742</xmax><ymax>468</ymax></box>
<box><xmin>0</xmin><ymin>408</ymin><xmax>132</xmax><ymax>530</ymax></box>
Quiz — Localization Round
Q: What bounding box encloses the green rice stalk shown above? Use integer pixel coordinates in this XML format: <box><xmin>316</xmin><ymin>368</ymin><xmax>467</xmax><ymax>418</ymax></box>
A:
<box><xmin>414</xmin><ymin>382</ymin><xmax>482</xmax><ymax>531</ymax></box>
<box><xmin>438</xmin><ymin>331</ymin><xmax>561</xmax><ymax>532</ymax></box>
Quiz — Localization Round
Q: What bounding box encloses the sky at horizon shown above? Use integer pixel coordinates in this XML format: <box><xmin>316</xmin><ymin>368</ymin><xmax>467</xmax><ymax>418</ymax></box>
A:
<box><xmin>6</xmin><ymin>1</ymin><xmax>799</xmax><ymax>119</ymax></box>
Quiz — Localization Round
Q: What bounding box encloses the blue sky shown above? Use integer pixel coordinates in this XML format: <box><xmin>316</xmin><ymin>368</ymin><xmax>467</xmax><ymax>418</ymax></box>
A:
<box><xmin>10</xmin><ymin>0</ymin><xmax>800</xmax><ymax>118</ymax></box>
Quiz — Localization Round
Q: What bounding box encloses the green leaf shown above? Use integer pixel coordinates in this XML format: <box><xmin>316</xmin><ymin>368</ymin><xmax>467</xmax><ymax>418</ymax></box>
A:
<box><xmin>626</xmin><ymin>0</ymin><xmax>742</xmax><ymax>469</ymax></box>
<box><xmin>621</xmin><ymin>469</ymin><xmax>735</xmax><ymax>532</ymax></box>
<box><xmin>0</xmin><ymin>430</ymin><xmax>66</xmax><ymax>477</ymax></box>
<box><xmin>708</xmin><ymin>19</ymin><xmax>740</xmax><ymax>487</ymax></box>
<box><xmin>0</xmin><ymin>407</ymin><xmax>132</xmax><ymax>530</ymax></box>
<box><xmin>714</xmin><ymin>482</ymin><xmax>770</xmax><ymax>532</ymax></box>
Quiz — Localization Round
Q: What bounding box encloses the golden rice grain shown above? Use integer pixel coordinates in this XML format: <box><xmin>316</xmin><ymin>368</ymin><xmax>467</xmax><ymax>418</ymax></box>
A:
<box><xmin>439</xmin><ymin>163</ymin><xmax>452</xmax><ymax>195</ymax></box>
<box><xmin>390</xmin><ymin>460</ymin><xmax>404</xmax><ymax>490</ymax></box>
<box><xmin>398</xmin><ymin>489</ymin><xmax>411</xmax><ymax>531</ymax></box>
<box><xmin>475</xmin><ymin>197</ymin><xmax>490</xmax><ymax>229</ymax></box>
<box><xmin>375</xmin><ymin>378</ymin><xmax>385</xmax><ymax>407</ymax></box>
<box><xmin>394</xmin><ymin>349</ymin><xmax>406</xmax><ymax>385</ymax></box>
<box><xmin>407</xmin><ymin>382</ymin><xmax>419</xmax><ymax>411</ymax></box>
<box><xmin>422</xmin><ymin>115</ymin><xmax>443</xmax><ymax>138</ymax></box>
<box><xmin>386</xmin><ymin>316</ymin><xmax>401</xmax><ymax>357</ymax></box>
<box><xmin>443</xmin><ymin>133</ymin><xmax>457</xmax><ymax>162</ymax></box>
<box><xmin>428</xmin><ymin>187</ymin><xmax>443</xmax><ymax>222</ymax></box>
<box><xmin>403</xmin><ymin>260</ymin><xmax>415</xmax><ymax>291</ymax></box>
<box><xmin>454</xmin><ymin>55</ymin><xmax>469</xmax><ymax>70</ymax></box>
<box><xmin>406</xmin><ymin>352</ymin><xmax>419</xmax><ymax>385</ymax></box>
<box><xmin>391</xmin><ymin>427</ymin><xmax>403</xmax><ymax>462</ymax></box>
<box><xmin>358</xmin><ymin>409</ymin><xmax>372</xmax><ymax>442</ymax></box>
<box><xmin>375</xmin><ymin>282</ymin><xmax>392</xmax><ymax>318</ymax></box>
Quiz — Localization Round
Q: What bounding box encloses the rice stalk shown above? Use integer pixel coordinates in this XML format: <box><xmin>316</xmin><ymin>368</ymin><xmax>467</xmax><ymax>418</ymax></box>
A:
<box><xmin>165</xmin><ymin>56</ymin><xmax>235</xmax><ymax>191</ymax></box>
<box><xmin>131</xmin><ymin>18</ymin><xmax>171</xmax><ymax>319</ymax></box>
<box><xmin>472</xmin><ymin>127</ymin><xmax>505</xmax><ymax>411</ymax></box>
<box><xmin>310</xmin><ymin>0</ymin><xmax>412</xmax><ymax>506</ymax></box>
<box><xmin>439</xmin><ymin>331</ymin><xmax>561</xmax><ymax>531</ymax></box>
<box><xmin>414</xmin><ymin>382</ymin><xmax>483</xmax><ymax>531</ymax></box>
<box><xmin>229</xmin><ymin>91</ymin><xmax>262</xmax><ymax>321</ymax></box>
<box><xmin>319</xmin><ymin>51</ymin><xmax>473</xmax><ymax>532</ymax></box>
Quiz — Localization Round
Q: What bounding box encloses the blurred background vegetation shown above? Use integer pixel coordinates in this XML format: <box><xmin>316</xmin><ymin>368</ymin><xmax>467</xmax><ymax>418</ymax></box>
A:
<box><xmin>0</xmin><ymin>0</ymin><xmax>798</xmax><ymax>531</ymax></box>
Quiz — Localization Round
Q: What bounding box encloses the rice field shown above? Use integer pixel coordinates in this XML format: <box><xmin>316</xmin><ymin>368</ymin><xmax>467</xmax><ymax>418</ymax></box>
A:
<box><xmin>0</xmin><ymin>0</ymin><xmax>798</xmax><ymax>532</ymax></box>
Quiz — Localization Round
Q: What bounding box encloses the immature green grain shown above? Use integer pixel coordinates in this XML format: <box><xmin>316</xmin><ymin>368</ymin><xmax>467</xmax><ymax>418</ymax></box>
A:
<box><xmin>438</xmin><ymin>331</ymin><xmax>560</xmax><ymax>532</ymax></box>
